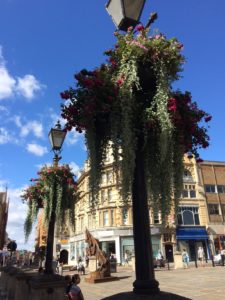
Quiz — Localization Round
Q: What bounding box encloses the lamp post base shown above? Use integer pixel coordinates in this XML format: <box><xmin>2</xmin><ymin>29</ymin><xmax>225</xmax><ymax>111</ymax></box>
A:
<box><xmin>101</xmin><ymin>291</ymin><xmax>191</xmax><ymax>300</ymax></box>
<box><xmin>133</xmin><ymin>279</ymin><xmax>160</xmax><ymax>295</ymax></box>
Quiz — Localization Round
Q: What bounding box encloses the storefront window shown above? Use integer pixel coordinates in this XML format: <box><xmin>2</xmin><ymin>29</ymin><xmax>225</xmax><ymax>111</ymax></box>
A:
<box><xmin>122</xmin><ymin>208</ymin><xmax>129</xmax><ymax>225</ymax></box>
<box><xmin>70</xmin><ymin>242</ymin><xmax>75</xmax><ymax>261</ymax></box>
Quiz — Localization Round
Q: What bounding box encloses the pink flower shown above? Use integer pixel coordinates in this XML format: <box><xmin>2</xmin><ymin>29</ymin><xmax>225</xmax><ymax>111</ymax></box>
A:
<box><xmin>60</xmin><ymin>92</ymin><xmax>70</xmax><ymax>100</ymax></box>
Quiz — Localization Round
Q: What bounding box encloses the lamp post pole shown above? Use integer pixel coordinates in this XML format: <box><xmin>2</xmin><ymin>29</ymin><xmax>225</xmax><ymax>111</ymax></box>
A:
<box><xmin>106</xmin><ymin>1</ymin><xmax>160</xmax><ymax>295</ymax></box>
<box><xmin>44</xmin><ymin>121</ymin><xmax>66</xmax><ymax>274</ymax></box>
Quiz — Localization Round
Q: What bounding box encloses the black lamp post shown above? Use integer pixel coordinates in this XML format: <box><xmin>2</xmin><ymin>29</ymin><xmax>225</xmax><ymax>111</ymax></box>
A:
<box><xmin>44</xmin><ymin>120</ymin><xmax>66</xmax><ymax>274</ymax></box>
<box><xmin>106</xmin><ymin>1</ymin><xmax>159</xmax><ymax>295</ymax></box>
<box><xmin>106</xmin><ymin>0</ymin><xmax>146</xmax><ymax>31</ymax></box>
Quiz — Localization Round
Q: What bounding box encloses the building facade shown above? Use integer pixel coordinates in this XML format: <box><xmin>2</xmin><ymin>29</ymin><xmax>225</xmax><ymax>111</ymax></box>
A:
<box><xmin>35</xmin><ymin>157</ymin><xmax>225</xmax><ymax>264</ymax></box>
<box><xmin>198</xmin><ymin>160</ymin><xmax>225</xmax><ymax>255</ymax></box>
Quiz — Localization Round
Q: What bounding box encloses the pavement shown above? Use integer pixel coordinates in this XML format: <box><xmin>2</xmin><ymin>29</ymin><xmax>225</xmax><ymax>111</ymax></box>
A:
<box><xmin>66</xmin><ymin>263</ymin><xmax>225</xmax><ymax>300</ymax></box>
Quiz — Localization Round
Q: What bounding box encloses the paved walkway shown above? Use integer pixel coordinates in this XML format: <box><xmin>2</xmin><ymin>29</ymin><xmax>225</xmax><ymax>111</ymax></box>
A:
<box><xmin>71</xmin><ymin>264</ymin><xmax>225</xmax><ymax>300</ymax></box>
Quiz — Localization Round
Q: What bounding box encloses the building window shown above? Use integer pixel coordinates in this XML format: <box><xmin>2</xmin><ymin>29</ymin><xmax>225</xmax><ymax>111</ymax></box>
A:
<box><xmin>183</xmin><ymin>169</ymin><xmax>194</xmax><ymax>182</ymax></box>
<box><xmin>101</xmin><ymin>189</ymin><xmax>107</xmax><ymax>204</ymax></box>
<box><xmin>103</xmin><ymin>210</ymin><xmax>109</xmax><ymax>226</ymax></box>
<box><xmin>88</xmin><ymin>214</ymin><xmax>92</xmax><ymax>228</ymax></box>
<box><xmin>101</xmin><ymin>173</ymin><xmax>107</xmax><ymax>185</ymax></box>
<box><xmin>217</xmin><ymin>185</ymin><xmax>225</xmax><ymax>194</ymax></box>
<box><xmin>208</xmin><ymin>204</ymin><xmax>219</xmax><ymax>215</ymax></box>
<box><xmin>122</xmin><ymin>208</ymin><xmax>129</xmax><ymax>225</ymax></box>
<box><xmin>221</xmin><ymin>204</ymin><xmax>225</xmax><ymax>215</ymax></box>
<box><xmin>205</xmin><ymin>185</ymin><xmax>216</xmax><ymax>193</ymax></box>
<box><xmin>177</xmin><ymin>206</ymin><xmax>200</xmax><ymax>225</ymax></box>
<box><xmin>108</xmin><ymin>189</ymin><xmax>113</xmax><ymax>202</ymax></box>
<box><xmin>80</xmin><ymin>216</ymin><xmax>84</xmax><ymax>232</ymax></box>
<box><xmin>107</xmin><ymin>171</ymin><xmax>113</xmax><ymax>184</ymax></box>
<box><xmin>181</xmin><ymin>185</ymin><xmax>196</xmax><ymax>198</ymax></box>
<box><xmin>154</xmin><ymin>210</ymin><xmax>160</xmax><ymax>224</ymax></box>
<box><xmin>163</xmin><ymin>234</ymin><xmax>172</xmax><ymax>242</ymax></box>
<box><xmin>111</xmin><ymin>209</ymin><xmax>114</xmax><ymax>225</ymax></box>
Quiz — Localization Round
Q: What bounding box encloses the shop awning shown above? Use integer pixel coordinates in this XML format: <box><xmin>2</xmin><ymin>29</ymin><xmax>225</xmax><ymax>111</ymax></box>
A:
<box><xmin>176</xmin><ymin>227</ymin><xmax>208</xmax><ymax>240</ymax></box>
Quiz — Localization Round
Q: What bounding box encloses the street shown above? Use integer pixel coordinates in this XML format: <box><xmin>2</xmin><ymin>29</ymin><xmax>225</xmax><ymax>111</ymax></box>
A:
<box><xmin>75</xmin><ymin>265</ymin><xmax>225</xmax><ymax>300</ymax></box>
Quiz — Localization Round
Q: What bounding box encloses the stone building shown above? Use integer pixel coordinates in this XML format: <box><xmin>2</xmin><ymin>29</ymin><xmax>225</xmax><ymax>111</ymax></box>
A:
<box><xmin>35</xmin><ymin>156</ymin><xmax>225</xmax><ymax>264</ymax></box>
<box><xmin>66</xmin><ymin>155</ymin><xmax>209</xmax><ymax>265</ymax></box>
<box><xmin>175</xmin><ymin>156</ymin><xmax>209</xmax><ymax>261</ymax></box>
<box><xmin>198</xmin><ymin>160</ymin><xmax>225</xmax><ymax>254</ymax></box>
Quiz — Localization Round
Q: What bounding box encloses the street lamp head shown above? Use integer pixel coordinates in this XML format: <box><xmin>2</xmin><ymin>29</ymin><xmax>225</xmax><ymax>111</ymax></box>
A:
<box><xmin>48</xmin><ymin>120</ymin><xmax>66</xmax><ymax>154</ymax></box>
<box><xmin>106</xmin><ymin>0</ymin><xmax>146</xmax><ymax>31</ymax></box>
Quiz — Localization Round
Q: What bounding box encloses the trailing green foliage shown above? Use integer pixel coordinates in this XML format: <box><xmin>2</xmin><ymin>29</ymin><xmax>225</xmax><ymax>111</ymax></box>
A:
<box><xmin>21</xmin><ymin>165</ymin><xmax>78</xmax><ymax>241</ymax></box>
<box><xmin>60</xmin><ymin>24</ymin><xmax>211</xmax><ymax>219</ymax></box>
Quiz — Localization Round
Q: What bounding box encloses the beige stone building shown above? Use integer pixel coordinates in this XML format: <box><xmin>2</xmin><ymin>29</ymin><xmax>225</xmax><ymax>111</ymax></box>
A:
<box><xmin>198</xmin><ymin>160</ymin><xmax>225</xmax><ymax>254</ymax></box>
<box><xmin>36</xmin><ymin>155</ymin><xmax>225</xmax><ymax>264</ymax></box>
<box><xmin>64</xmin><ymin>155</ymin><xmax>210</xmax><ymax>265</ymax></box>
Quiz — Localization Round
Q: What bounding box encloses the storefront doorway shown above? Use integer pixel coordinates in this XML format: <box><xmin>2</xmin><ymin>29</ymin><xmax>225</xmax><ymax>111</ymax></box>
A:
<box><xmin>165</xmin><ymin>244</ymin><xmax>174</xmax><ymax>262</ymax></box>
<box><xmin>99</xmin><ymin>241</ymin><xmax>115</xmax><ymax>257</ymax></box>
<box><xmin>60</xmin><ymin>249</ymin><xmax>68</xmax><ymax>264</ymax></box>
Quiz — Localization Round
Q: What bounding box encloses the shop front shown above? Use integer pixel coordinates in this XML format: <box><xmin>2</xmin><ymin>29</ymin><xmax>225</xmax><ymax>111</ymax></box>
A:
<box><xmin>207</xmin><ymin>225</ymin><xmax>225</xmax><ymax>255</ymax></box>
<box><xmin>176</xmin><ymin>226</ymin><xmax>209</xmax><ymax>261</ymax></box>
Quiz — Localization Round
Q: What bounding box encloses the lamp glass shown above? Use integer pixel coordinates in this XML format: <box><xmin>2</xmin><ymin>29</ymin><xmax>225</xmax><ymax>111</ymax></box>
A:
<box><xmin>106</xmin><ymin>0</ymin><xmax>124</xmax><ymax>28</ymax></box>
<box><xmin>123</xmin><ymin>0</ymin><xmax>145</xmax><ymax>21</ymax></box>
<box><xmin>106</xmin><ymin>0</ymin><xmax>146</xmax><ymax>31</ymax></box>
<box><xmin>48</xmin><ymin>128</ymin><xmax>66</xmax><ymax>150</ymax></box>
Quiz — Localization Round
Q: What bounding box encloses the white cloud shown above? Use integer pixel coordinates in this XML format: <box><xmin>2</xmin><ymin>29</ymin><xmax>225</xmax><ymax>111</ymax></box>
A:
<box><xmin>0</xmin><ymin>47</ymin><xmax>16</xmax><ymax>100</ymax></box>
<box><xmin>14</xmin><ymin>116</ymin><xmax>44</xmax><ymax>138</ymax></box>
<box><xmin>0</xmin><ymin>46</ymin><xmax>45</xmax><ymax>101</ymax></box>
<box><xmin>0</xmin><ymin>105</ymin><xmax>9</xmax><ymax>114</ymax></box>
<box><xmin>5</xmin><ymin>186</ymin><xmax>35</xmax><ymax>251</ymax></box>
<box><xmin>69</xmin><ymin>161</ymin><xmax>81</xmax><ymax>178</ymax></box>
<box><xmin>26</xmin><ymin>143</ymin><xmax>47</xmax><ymax>156</ymax></box>
<box><xmin>16</xmin><ymin>75</ymin><xmax>44</xmax><ymax>101</ymax></box>
<box><xmin>0</xmin><ymin>127</ymin><xmax>12</xmax><ymax>144</ymax></box>
<box><xmin>66</xmin><ymin>129</ymin><xmax>81</xmax><ymax>145</ymax></box>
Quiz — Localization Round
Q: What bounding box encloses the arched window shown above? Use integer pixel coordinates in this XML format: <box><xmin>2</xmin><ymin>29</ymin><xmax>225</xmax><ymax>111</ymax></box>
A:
<box><xmin>176</xmin><ymin>206</ymin><xmax>200</xmax><ymax>226</ymax></box>
<box><xmin>183</xmin><ymin>210</ymin><xmax>194</xmax><ymax>225</ymax></box>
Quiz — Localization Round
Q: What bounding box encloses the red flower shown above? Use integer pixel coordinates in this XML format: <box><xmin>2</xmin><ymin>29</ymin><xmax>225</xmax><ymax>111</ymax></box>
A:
<box><xmin>60</xmin><ymin>92</ymin><xmax>70</xmax><ymax>100</ymax></box>
<box><xmin>136</xmin><ymin>24</ymin><xmax>145</xmax><ymax>31</ymax></box>
<box><xmin>205</xmin><ymin>115</ymin><xmax>212</xmax><ymax>122</ymax></box>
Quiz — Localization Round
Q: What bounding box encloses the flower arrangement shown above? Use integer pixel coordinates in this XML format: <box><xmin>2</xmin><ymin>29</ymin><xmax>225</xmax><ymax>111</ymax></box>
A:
<box><xmin>22</xmin><ymin>164</ymin><xmax>78</xmax><ymax>240</ymax></box>
<box><xmin>60</xmin><ymin>24</ymin><xmax>211</xmax><ymax>218</ymax></box>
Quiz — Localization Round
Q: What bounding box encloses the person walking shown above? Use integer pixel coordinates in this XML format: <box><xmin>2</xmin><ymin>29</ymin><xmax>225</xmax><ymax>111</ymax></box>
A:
<box><xmin>68</xmin><ymin>274</ymin><xmax>84</xmax><ymax>300</ymax></box>
<box><xmin>182</xmin><ymin>249</ymin><xmax>189</xmax><ymax>269</ymax></box>
<box><xmin>197</xmin><ymin>246</ymin><xmax>205</xmax><ymax>267</ymax></box>
<box><xmin>220</xmin><ymin>248</ymin><xmax>225</xmax><ymax>266</ymax></box>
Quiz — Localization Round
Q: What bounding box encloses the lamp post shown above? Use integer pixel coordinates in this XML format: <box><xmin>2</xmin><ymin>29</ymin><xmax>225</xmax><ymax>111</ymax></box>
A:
<box><xmin>106</xmin><ymin>1</ymin><xmax>160</xmax><ymax>295</ymax></box>
<box><xmin>44</xmin><ymin>121</ymin><xmax>66</xmax><ymax>274</ymax></box>
<box><xmin>106</xmin><ymin>0</ymin><xmax>146</xmax><ymax>31</ymax></box>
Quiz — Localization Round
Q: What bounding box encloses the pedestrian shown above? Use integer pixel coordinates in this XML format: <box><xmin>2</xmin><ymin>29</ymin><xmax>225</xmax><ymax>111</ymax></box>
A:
<box><xmin>85</xmin><ymin>255</ymin><xmax>89</xmax><ymax>268</ymax></box>
<box><xmin>156</xmin><ymin>250</ymin><xmax>164</xmax><ymax>268</ymax></box>
<box><xmin>124</xmin><ymin>251</ymin><xmax>129</xmax><ymax>266</ymax></box>
<box><xmin>65</xmin><ymin>275</ymin><xmax>73</xmax><ymax>298</ymax></box>
<box><xmin>197</xmin><ymin>246</ymin><xmax>205</xmax><ymax>267</ymax></box>
<box><xmin>68</xmin><ymin>274</ymin><xmax>84</xmax><ymax>300</ymax></box>
<box><xmin>182</xmin><ymin>249</ymin><xmax>189</xmax><ymax>269</ymax></box>
<box><xmin>220</xmin><ymin>248</ymin><xmax>225</xmax><ymax>266</ymax></box>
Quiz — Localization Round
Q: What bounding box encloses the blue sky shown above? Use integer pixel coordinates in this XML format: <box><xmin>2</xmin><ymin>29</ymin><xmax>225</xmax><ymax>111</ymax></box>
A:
<box><xmin>0</xmin><ymin>0</ymin><xmax>225</xmax><ymax>250</ymax></box>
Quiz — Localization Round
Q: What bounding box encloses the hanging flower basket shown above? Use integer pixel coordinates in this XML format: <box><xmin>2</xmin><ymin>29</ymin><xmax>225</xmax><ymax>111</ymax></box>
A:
<box><xmin>60</xmin><ymin>25</ymin><xmax>211</xmax><ymax>218</ymax></box>
<box><xmin>21</xmin><ymin>164</ymin><xmax>78</xmax><ymax>240</ymax></box>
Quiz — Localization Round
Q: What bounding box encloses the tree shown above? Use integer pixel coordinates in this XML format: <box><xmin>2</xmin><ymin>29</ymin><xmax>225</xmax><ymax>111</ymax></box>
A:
<box><xmin>60</xmin><ymin>24</ymin><xmax>211</xmax><ymax>294</ymax></box>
